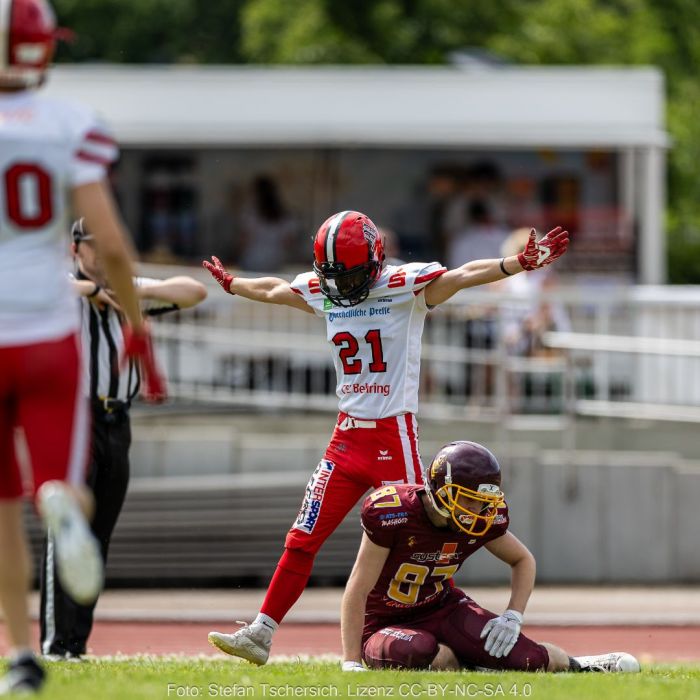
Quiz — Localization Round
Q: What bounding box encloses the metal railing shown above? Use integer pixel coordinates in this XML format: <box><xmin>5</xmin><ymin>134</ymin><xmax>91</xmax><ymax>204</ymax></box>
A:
<box><xmin>545</xmin><ymin>330</ymin><xmax>700</xmax><ymax>423</ymax></box>
<box><xmin>145</xmin><ymin>267</ymin><xmax>700</xmax><ymax>426</ymax></box>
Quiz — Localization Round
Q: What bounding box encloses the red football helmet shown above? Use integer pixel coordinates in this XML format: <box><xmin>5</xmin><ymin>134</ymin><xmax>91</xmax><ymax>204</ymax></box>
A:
<box><xmin>424</xmin><ymin>441</ymin><xmax>505</xmax><ymax>536</ymax></box>
<box><xmin>313</xmin><ymin>210</ymin><xmax>385</xmax><ymax>307</ymax></box>
<box><xmin>0</xmin><ymin>0</ymin><xmax>61</xmax><ymax>88</ymax></box>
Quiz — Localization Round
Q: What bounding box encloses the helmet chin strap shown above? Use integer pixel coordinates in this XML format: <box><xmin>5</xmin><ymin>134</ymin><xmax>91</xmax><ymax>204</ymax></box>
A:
<box><xmin>424</xmin><ymin>482</ymin><xmax>450</xmax><ymax>518</ymax></box>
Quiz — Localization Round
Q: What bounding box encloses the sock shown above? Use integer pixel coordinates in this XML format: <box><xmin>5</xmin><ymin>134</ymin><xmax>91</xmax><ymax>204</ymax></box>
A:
<box><xmin>253</xmin><ymin>613</ymin><xmax>279</xmax><ymax>638</ymax></box>
<box><xmin>10</xmin><ymin>648</ymin><xmax>35</xmax><ymax>665</ymax></box>
<box><xmin>259</xmin><ymin>548</ymin><xmax>315</xmax><ymax>624</ymax></box>
<box><xmin>569</xmin><ymin>657</ymin><xmax>582</xmax><ymax>672</ymax></box>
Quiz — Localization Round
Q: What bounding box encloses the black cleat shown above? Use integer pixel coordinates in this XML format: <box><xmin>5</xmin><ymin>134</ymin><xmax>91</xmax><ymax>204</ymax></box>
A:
<box><xmin>0</xmin><ymin>655</ymin><xmax>46</xmax><ymax>695</ymax></box>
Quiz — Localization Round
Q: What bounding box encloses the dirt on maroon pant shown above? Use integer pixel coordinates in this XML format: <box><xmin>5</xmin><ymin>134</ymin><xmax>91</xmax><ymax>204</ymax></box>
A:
<box><xmin>363</xmin><ymin>588</ymin><xmax>549</xmax><ymax>671</ymax></box>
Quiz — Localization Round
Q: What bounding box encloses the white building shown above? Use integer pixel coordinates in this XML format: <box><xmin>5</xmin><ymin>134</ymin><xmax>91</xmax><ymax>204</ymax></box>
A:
<box><xmin>47</xmin><ymin>65</ymin><xmax>668</xmax><ymax>282</ymax></box>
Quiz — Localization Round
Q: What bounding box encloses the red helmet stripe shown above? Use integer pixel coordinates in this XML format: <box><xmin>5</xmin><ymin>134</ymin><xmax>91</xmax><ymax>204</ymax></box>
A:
<box><xmin>325</xmin><ymin>210</ymin><xmax>351</xmax><ymax>264</ymax></box>
<box><xmin>0</xmin><ymin>0</ymin><xmax>11</xmax><ymax>71</ymax></box>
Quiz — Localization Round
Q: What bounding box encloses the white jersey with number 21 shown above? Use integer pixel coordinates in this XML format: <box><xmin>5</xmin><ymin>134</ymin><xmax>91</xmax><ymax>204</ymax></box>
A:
<box><xmin>291</xmin><ymin>262</ymin><xmax>446</xmax><ymax>419</ymax></box>
<box><xmin>0</xmin><ymin>90</ymin><xmax>117</xmax><ymax>346</ymax></box>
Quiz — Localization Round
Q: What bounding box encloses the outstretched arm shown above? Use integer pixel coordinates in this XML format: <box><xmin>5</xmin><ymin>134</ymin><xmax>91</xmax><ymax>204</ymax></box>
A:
<box><xmin>341</xmin><ymin>534</ymin><xmax>391</xmax><ymax>669</ymax></box>
<box><xmin>137</xmin><ymin>276</ymin><xmax>207</xmax><ymax>309</ymax></box>
<box><xmin>424</xmin><ymin>226</ymin><xmax>569</xmax><ymax>306</ymax></box>
<box><xmin>203</xmin><ymin>256</ymin><xmax>314</xmax><ymax>314</ymax></box>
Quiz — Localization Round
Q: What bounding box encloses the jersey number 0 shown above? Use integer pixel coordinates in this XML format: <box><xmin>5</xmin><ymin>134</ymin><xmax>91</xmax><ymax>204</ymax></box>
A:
<box><xmin>4</xmin><ymin>163</ymin><xmax>53</xmax><ymax>229</ymax></box>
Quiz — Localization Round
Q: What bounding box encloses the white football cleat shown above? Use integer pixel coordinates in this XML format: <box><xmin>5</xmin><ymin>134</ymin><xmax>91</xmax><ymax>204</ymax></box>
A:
<box><xmin>574</xmin><ymin>652</ymin><xmax>641</xmax><ymax>673</ymax></box>
<box><xmin>208</xmin><ymin>623</ymin><xmax>272</xmax><ymax>666</ymax></box>
<box><xmin>37</xmin><ymin>482</ymin><xmax>103</xmax><ymax>605</ymax></box>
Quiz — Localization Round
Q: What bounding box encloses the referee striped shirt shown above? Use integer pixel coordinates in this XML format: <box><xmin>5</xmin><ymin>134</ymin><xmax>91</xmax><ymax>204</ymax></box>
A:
<box><xmin>75</xmin><ymin>273</ymin><xmax>173</xmax><ymax>403</ymax></box>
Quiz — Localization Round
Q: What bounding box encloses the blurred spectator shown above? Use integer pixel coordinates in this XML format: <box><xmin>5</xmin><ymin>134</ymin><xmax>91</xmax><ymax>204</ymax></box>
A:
<box><xmin>447</xmin><ymin>199</ymin><xmax>510</xmax><ymax>269</ymax></box>
<box><xmin>140</xmin><ymin>159</ymin><xmax>199</xmax><ymax>263</ymax></box>
<box><xmin>391</xmin><ymin>164</ymin><xmax>461</xmax><ymax>260</ymax></box>
<box><xmin>209</xmin><ymin>182</ymin><xmax>245</xmax><ymax>265</ymax></box>
<box><xmin>378</xmin><ymin>226</ymin><xmax>404</xmax><ymax>265</ymax></box>
<box><xmin>444</xmin><ymin>161</ymin><xmax>507</xmax><ymax>242</ymax></box>
<box><xmin>499</xmin><ymin>228</ymin><xmax>571</xmax><ymax>355</ymax></box>
<box><xmin>236</xmin><ymin>175</ymin><xmax>298</xmax><ymax>272</ymax></box>
<box><xmin>499</xmin><ymin>228</ymin><xmax>571</xmax><ymax>412</ymax></box>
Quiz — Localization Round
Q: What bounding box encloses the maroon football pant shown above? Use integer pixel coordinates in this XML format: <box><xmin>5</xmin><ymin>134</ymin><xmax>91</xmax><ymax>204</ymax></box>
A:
<box><xmin>363</xmin><ymin>588</ymin><xmax>549</xmax><ymax>671</ymax></box>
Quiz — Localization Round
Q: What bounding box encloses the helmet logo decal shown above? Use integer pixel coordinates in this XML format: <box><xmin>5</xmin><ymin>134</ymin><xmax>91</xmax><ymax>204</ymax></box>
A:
<box><xmin>430</xmin><ymin>453</ymin><xmax>447</xmax><ymax>479</ymax></box>
<box><xmin>478</xmin><ymin>483</ymin><xmax>500</xmax><ymax>494</ymax></box>
<box><xmin>362</xmin><ymin>220</ymin><xmax>377</xmax><ymax>247</ymax></box>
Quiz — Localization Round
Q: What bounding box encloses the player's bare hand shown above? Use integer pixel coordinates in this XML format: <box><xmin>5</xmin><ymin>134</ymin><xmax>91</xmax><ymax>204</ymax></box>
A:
<box><xmin>480</xmin><ymin>609</ymin><xmax>523</xmax><ymax>658</ymax></box>
<box><xmin>202</xmin><ymin>255</ymin><xmax>234</xmax><ymax>294</ymax></box>
<box><xmin>517</xmin><ymin>226</ymin><xmax>569</xmax><ymax>271</ymax></box>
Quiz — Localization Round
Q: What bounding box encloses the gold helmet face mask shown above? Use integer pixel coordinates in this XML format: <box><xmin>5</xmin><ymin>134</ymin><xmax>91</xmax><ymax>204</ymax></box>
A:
<box><xmin>434</xmin><ymin>483</ymin><xmax>504</xmax><ymax>536</ymax></box>
<box><xmin>430</xmin><ymin>454</ymin><xmax>504</xmax><ymax>536</ymax></box>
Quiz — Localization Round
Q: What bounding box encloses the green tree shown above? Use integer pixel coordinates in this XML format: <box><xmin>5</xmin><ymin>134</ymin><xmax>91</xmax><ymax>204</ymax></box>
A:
<box><xmin>240</xmin><ymin>0</ymin><xmax>523</xmax><ymax>64</ymax></box>
<box><xmin>54</xmin><ymin>0</ymin><xmax>245</xmax><ymax>63</ymax></box>
<box><xmin>488</xmin><ymin>0</ymin><xmax>670</xmax><ymax>65</ymax></box>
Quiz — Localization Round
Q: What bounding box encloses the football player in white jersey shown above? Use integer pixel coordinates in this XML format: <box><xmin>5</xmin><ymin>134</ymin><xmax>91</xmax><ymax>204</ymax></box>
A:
<box><xmin>204</xmin><ymin>211</ymin><xmax>568</xmax><ymax>665</ymax></box>
<box><xmin>0</xmin><ymin>0</ymin><xmax>165</xmax><ymax>692</ymax></box>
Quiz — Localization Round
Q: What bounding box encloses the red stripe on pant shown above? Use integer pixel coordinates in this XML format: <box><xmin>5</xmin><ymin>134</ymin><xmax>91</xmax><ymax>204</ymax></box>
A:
<box><xmin>404</xmin><ymin>414</ymin><xmax>423</xmax><ymax>484</ymax></box>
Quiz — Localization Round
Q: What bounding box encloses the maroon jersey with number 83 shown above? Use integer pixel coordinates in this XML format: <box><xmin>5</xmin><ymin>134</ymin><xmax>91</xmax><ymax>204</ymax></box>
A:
<box><xmin>361</xmin><ymin>484</ymin><xmax>509</xmax><ymax>621</ymax></box>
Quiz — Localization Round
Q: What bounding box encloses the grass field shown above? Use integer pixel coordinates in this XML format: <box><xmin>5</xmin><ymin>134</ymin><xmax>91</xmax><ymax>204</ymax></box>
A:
<box><xmin>39</xmin><ymin>657</ymin><xmax>700</xmax><ymax>700</ymax></box>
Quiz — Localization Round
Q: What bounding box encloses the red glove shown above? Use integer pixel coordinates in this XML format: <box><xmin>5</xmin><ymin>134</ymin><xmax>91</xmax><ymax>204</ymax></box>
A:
<box><xmin>122</xmin><ymin>325</ymin><xmax>167</xmax><ymax>403</ymax></box>
<box><xmin>202</xmin><ymin>256</ymin><xmax>234</xmax><ymax>294</ymax></box>
<box><xmin>517</xmin><ymin>226</ymin><xmax>569</xmax><ymax>271</ymax></box>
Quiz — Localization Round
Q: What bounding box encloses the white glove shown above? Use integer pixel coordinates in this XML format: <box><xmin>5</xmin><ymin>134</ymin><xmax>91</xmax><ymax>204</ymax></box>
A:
<box><xmin>341</xmin><ymin>661</ymin><xmax>367</xmax><ymax>672</ymax></box>
<box><xmin>480</xmin><ymin>609</ymin><xmax>523</xmax><ymax>658</ymax></box>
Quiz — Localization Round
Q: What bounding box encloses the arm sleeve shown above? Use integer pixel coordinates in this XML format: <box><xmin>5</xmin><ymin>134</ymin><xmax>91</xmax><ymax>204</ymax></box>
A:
<box><xmin>484</xmin><ymin>503</ymin><xmax>510</xmax><ymax>544</ymax></box>
<box><xmin>411</xmin><ymin>262</ymin><xmax>447</xmax><ymax>292</ymax></box>
<box><xmin>290</xmin><ymin>271</ymin><xmax>324</xmax><ymax>318</ymax></box>
<box><xmin>69</xmin><ymin>111</ymin><xmax>119</xmax><ymax>187</ymax></box>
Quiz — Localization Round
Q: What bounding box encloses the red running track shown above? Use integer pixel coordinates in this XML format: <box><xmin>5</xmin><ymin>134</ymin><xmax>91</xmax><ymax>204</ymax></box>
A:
<box><xmin>3</xmin><ymin>623</ymin><xmax>700</xmax><ymax>663</ymax></box>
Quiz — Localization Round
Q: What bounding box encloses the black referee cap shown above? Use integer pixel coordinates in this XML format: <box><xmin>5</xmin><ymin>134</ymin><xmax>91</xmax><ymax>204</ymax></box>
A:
<box><xmin>71</xmin><ymin>218</ymin><xmax>94</xmax><ymax>244</ymax></box>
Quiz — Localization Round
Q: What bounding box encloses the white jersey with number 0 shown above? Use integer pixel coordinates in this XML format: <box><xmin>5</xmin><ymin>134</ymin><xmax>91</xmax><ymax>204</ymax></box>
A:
<box><xmin>0</xmin><ymin>90</ymin><xmax>117</xmax><ymax>346</ymax></box>
<box><xmin>291</xmin><ymin>262</ymin><xmax>446</xmax><ymax>419</ymax></box>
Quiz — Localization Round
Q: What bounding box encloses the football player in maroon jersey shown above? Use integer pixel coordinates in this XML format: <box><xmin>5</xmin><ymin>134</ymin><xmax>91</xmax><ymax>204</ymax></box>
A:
<box><xmin>341</xmin><ymin>441</ymin><xmax>640</xmax><ymax>674</ymax></box>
